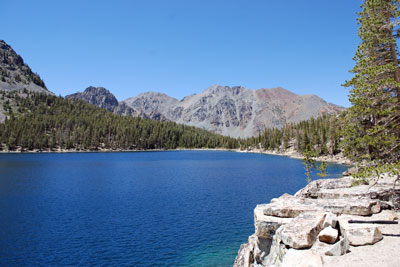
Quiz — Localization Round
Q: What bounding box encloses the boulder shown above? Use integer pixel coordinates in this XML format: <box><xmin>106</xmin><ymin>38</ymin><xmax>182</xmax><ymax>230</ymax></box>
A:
<box><xmin>318</xmin><ymin>226</ymin><xmax>338</xmax><ymax>244</ymax></box>
<box><xmin>338</xmin><ymin>215</ymin><xmax>384</xmax><ymax>246</ymax></box>
<box><xmin>276</xmin><ymin>212</ymin><xmax>326</xmax><ymax>249</ymax></box>
<box><xmin>262</xmin><ymin>194</ymin><xmax>320</xmax><ymax>218</ymax></box>
<box><xmin>344</xmin><ymin>226</ymin><xmax>383</xmax><ymax>246</ymax></box>
<box><xmin>313</xmin><ymin>197</ymin><xmax>381</xmax><ymax>216</ymax></box>
<box><xmin>323</xmin><ymin>212</ymin><xmax>338</xmax><ymax>228</ymax></box>
<box><xmin>263</xmin><ymin>194</ymin><xmax>380</xmax><ymax>218</ymax></box>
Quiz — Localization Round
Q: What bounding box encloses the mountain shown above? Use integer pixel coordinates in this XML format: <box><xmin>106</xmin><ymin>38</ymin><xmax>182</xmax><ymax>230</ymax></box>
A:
<box><xmin>0</xmin><ymin>40</ymin><xmax>342</xmax><ymax>138</ymax></box>
<box><xmin>0</xmin><ymin>40</ymin><xmax>49</xmax><ymax>93</ymax></box>
<box><xmin>66</xmin><ymin>86</ymin><xmax>120</xmax><ymax>112</ymax></box>
<box><xmin>67</xmin><ymin>85</ymin><xmax>344</xmax><ymax>138</ymax></box>
<box><xmin>0</xmin><ymin>40</ymin><xmax>52</xmax><ymax>122</ymax></box>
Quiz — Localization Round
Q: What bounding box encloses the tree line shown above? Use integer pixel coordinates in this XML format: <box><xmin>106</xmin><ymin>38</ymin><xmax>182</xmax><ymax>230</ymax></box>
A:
<box><xmin>0</xmin><ymin>90</ymin><xmax>346</xmax><ymax>156</ymax></box>
<box><xmin>240</xmin><ymin>114</ymin><xmax>342</xmax><ymax>156</ymax></box>
<box><xmin>0</xmin><ymin>92</ymin><xmax>239</xmax><ymax>151</ymax></box>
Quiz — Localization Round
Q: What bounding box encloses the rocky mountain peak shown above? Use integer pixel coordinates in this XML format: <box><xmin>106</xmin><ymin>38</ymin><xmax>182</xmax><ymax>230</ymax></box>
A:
<box><xmin>66</xmin><ymin>86</ymin><xmax>119</xmax><ymax>112</ymax></box>
<box><xmin>204</xmin><ymin>85</ymin><xmax>245</xmax><ymax>96</ymax></box>
<box><xmin>0</xmin><ymin>40</ymin><xmax>48</xmax><ymax>93</ymax></box>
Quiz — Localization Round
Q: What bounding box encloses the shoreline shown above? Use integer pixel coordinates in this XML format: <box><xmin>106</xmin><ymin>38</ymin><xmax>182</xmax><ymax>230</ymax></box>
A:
<box><xmin>0</xmin><ymin>147</ymin><xmax>352</xmax><ymax>165</ymax></box>
<box><xmin>234</xmin><ymin>173</ymin><xmax>399</xmax><ymax>267</ymax></box>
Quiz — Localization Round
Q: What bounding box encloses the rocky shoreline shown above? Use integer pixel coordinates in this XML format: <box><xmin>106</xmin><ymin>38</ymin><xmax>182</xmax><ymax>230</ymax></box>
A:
<box><xmin>237</xmin><ymin>148</ymin><xmax>352</xmax><ymax>165</ymax></box>
<box><xmin>233</xmin><ymin>174</ymin><xmax>400</xmax><ymax>267</ymax></box>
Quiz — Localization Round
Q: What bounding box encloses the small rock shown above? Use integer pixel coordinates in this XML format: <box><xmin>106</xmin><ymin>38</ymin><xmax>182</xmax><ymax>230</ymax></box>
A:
<box><xmin>318</xmin><ymin>226</ymin><xmax>338</xmax><ymax>244</ymax></box>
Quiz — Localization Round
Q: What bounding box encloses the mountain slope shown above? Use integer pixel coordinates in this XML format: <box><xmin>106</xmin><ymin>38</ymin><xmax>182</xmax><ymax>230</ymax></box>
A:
<box><xmin>73</xmin><ymin>85</ymin><xmax>340</xmax><ymax>138</ymax></box>
<box><xmin>0</xmin><ymin>40</ymin><xmax>52</xmax><ymax>122</ymax></box>
<box><xmin>166</xmin><ymin>85</ymin><xmax>343</xmax><ymax>138</ymax></box>
<box><xmin>0</xmin><ymin>40</ymin><xmax>49</xmax><ymax>93</ymax></box>
<box><xmin>67</xmin><ymin>85</ymin><xmax>343</xmax><ymax>138</ymax></box>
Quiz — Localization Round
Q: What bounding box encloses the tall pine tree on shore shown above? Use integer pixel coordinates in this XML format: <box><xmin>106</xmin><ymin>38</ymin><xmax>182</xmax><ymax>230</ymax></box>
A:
<box><xmin>343</xmin><ymin>0</ymin><xmax>400</xmax><ymax>178</ymax></box>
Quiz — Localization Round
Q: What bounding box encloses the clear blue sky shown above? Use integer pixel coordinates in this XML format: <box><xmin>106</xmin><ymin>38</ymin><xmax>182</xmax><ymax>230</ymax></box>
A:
<box><xmin>3</xmin><ymin>0</ymin><xmax>363</xmax><ymax>107</ymax></box>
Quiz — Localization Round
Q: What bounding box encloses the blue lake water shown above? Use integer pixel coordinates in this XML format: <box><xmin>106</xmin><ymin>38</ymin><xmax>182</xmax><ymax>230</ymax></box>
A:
<box><xmin>0</xmin><ymin>151</ymin><xmax>347</xmax><ymax>266</ymax></box>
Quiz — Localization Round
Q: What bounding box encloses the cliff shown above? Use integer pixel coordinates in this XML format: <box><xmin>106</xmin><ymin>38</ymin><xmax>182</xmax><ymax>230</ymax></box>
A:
<box><xmin>234</xmin><ymin>174</ymin><xmax>400</xmax><ymax>267</ymax></box>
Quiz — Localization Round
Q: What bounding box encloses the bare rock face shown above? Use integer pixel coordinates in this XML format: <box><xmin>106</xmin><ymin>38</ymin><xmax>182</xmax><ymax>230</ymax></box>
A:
<box><xmin>124</xmin><ymin>85</ymin><xmax>343</xmax><ymax>138</ymax></box>
<box><xmin>122</xmin><ymin>92</ymin><xmax>178</xmax><ymax>121</ymax></box>
<box><xmin>70</xmin><ymin>84</ymin><xmax>344</xmax><ymax>138</ymax></box>
<box><xmin>66</xmin><ymin>86</ymin><xmax>119</xmax><ymax>112</ymax></box>
<box><xmin>0</xmin><ymin>40</ymin><xmax>49</xmax><ymax>94</ymax></box>
<box><xmin>0</xmin><ymin>40</ymin><xmax>53</xmax><ymax>122</ymax></box>
<box><xmin>234</xmin><ymin>234</ymin><xmax>257</xmax><ymax>267</ymax></box>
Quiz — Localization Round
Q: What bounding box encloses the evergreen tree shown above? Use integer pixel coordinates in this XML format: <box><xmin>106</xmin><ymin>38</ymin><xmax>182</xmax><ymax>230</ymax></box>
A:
<box><xmin>343</xmin><ymin>0</ymin><xmax>400</xmax><ymax>178</ymax></box>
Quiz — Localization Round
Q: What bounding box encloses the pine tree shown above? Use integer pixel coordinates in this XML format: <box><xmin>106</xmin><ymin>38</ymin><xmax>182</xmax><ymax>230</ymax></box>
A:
<box><xmin>343</xmin><ymin>0</ymin><xmax>400</xmax><ymax>178</ymax></box>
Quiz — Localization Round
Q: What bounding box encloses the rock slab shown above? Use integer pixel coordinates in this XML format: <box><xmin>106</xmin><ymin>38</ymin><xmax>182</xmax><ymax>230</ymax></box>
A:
<box><xmin>276</xmin><ymin>212</ymin><xmax>326</xmax><ymax>249</ymax></box>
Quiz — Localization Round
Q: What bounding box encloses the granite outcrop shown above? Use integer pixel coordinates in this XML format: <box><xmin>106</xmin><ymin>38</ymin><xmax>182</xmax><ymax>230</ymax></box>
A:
<box><xmin>234</xmin><ymin>174</ymin><xmax>400</xmax><ymax>267</ymax></box>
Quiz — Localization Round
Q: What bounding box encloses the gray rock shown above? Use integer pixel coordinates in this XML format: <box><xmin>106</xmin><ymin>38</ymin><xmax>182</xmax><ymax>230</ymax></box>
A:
<box><xmin>264</xmin><ymin>234</ymin><xmax>288</xmax><ymax>267</ymax></box>
<box><xmin>296</xmin><ymin>176</ymin><xmax>400</xmax><ymax>209</ymax></box>
<box><xmin>68</xmin><ymin>84</ymin><xmax>344</xmax><ymax>138</ymax></box>
<box><xmin>66</xmin><ymin>86</ymin><xmax>119</xmax><ymax>112</ymax></box>
<box><xmin>276</xmin><ymin>211</ymin><xmax>326</xmax><ymax>249</ymax></box>
<box><xmin>318</xmin><ymin>226</ymin><xmax>338</xmax><ymax>244</ymax></box>
<box><xmin>344</xmin><ymin>226</ymin><xmax>383</xmax><ymax>246</ymax></box>
<box><xmin>233</xmin><ymin>234</ymin><xmax>256</xmax><ymax>267</ymax></box>
<box><xmin>263</xmin><ymin>193</ymin><xmax>381</xmax><ymax>218</ymax></box>
<box><xmin>254</xmin><ymin>204</ymin><xmax>292</xmax><ymax>239</ymax></box>
<box><xmin>323</xmin><ymin>212</ymin><xmax>338</xmax><ymax>228</ymax></box>
<box><xmin>0</xmin><ymin>40</ymin><xmax>49</xmax><ymax>94</ymax></box>
<box><xmin>338</xmin><ymin>215</ymin><xmax>383</xmax><ymax>246</ymax></box>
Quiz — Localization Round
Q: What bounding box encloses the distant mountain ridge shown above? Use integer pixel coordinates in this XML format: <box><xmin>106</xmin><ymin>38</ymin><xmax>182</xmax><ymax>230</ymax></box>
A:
<box><xmin>66</xmin><ymin>85</ymin><xmax>344</xmax><ymax>138</ymax></box>
<box><xmin>0</xmin><ymin>39</ymin><xmax>344</xmax><ymax>137</ymax></box>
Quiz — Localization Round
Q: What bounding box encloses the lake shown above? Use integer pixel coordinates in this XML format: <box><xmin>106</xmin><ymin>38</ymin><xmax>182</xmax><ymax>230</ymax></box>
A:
<box><xmin>0</xmin><ymin>151</ymin><xmax>347</xmax><ymax>266</ymax></box>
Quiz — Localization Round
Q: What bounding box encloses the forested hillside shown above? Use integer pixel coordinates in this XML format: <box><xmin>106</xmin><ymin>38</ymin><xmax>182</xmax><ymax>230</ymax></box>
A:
<box><xmin>241</xmin><ymin>114</ymin><xmax>342</xmax><ymax>156</ymax></box>
<box><xmin>0</xmin><ymin>91</ymin><xmax>239</xmax><ymax>151</ymax></box>
<box><xmin>0</xmin><ymin>89</ymin><xmax>346</xmax><ymax>155</ymax></box>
